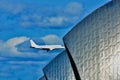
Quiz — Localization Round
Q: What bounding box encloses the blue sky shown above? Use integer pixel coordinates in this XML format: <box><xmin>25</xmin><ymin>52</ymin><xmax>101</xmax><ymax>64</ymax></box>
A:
<box><xmin>0</xmin><ymin>0</ymin><xmax>110</xmax><ymax>80</ymax></box>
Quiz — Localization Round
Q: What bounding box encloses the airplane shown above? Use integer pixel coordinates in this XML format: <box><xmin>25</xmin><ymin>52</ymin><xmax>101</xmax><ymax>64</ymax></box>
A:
<box><xmin>30</xmin><ymin>40</ymin><xmax>65</xmax><ymax>51</ymax></box>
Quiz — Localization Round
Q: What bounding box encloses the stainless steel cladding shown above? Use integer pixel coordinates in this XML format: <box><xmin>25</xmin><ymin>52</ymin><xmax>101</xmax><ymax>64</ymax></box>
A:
<box><xmin>40</xmin><ymin>0</ymin><xmax>120</xmax><ymax>80</ymax></box>
<box><xmin>63</xmin><ymin>0</ymin><xmax>120</xmax><ymax>80</ymax></box>
<box><xmin>43</xmin><ymin>51</ymin><xmax>75</xmax><ymax>80</ymax></box>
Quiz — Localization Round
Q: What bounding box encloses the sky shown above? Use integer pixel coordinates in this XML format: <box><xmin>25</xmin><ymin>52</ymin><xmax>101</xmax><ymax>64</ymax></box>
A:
<box><xmin>0</xmin><ymin>0</ymin><xmax>110</xmax><ymax>80</ymax></box>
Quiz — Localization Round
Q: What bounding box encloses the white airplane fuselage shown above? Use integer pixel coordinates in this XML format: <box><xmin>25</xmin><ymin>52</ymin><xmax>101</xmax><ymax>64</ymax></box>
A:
<box><xmin>30</xmin><ymin>40</ymin><xmax>65</xmax><ymax>51</ymax></box>
<box><xmin>32</xmin><ymin>45</ymin><xmax>64</xmax><ymax>50</ymax></box>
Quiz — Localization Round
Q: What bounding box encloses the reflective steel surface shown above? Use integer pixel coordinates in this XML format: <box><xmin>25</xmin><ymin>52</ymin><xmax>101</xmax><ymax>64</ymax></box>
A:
<box><xmin>43</xmin><ymin>51</ymin><xmax>75</xmax><ymax>80</ymax></box>
<box><xmin>64</xmin><ymin>0</ymin><xmax>120</xmax><ymax>80</ymax></box>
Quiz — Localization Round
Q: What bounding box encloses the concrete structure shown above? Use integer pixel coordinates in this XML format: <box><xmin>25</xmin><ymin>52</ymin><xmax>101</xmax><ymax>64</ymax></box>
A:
<box><xmin>40</xmin><ymin>0</ymin><xmax>120</xmax><ymax>80</ymax></box>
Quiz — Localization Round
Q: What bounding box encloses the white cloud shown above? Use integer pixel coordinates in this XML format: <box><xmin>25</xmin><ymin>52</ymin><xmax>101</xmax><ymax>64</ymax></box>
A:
<box><xmin>0</xmin><ymin>1</ymin><xmax>84</xmax><ymax>28</ymax></box>
<box><xmin>5</xmin><ymin>37</ymin><xmax>29</xmax><ymax>47</ymax></box>
<box><xmin>19</xmin><ymin>2</ymin><xmax>83</xmax><ymax>27</ymax></box>
<box><xmin>42</xmin><ymin>34</ymin><xmax>63</xmax><ymax>45</ymax></box>
<box><xmin>0</xmin><ymin>37</ymin><xmax>29</xmax><ymax>55</ymax></box>
<box><xmin>20</xmin><ymin>15</ymin><xmax>79</xmax><ymax>27</ymax></box>
<box><xmin>0</xmin><ymin>1</ymin><xmax>25</xmax><ymax>14</ymax></box>
<box><xmin>65</xmin><ymin>2</ymin><xmax>83</xmax><ymax>15</ymax></box>
<box><xmin>38</xmin><ymin>16</ymin><xmax>69</xmax><ymax>26</ymax></box>
<box><xmin>0</xmin><ymin>36</ymin><xmax>63</xmax><ymax>80</ymax></box>
<box><xmin>48</xmin><ymin>17</ymin><xmax>64</xmax><ymax>26</ymax></box>
<box><xmin>7</xmin><ymin>61</ymin><xmax>47</xmax><ymax>65</ymax></box>
<box><xmin>21</xmin><ymin>16</ymin><xmax>69</xmax><ymax>27</ymax></box>
<box><xmin>0</xmin><ymin>35</ymin><xmax>62</xmax><ymax>58</ymax></box>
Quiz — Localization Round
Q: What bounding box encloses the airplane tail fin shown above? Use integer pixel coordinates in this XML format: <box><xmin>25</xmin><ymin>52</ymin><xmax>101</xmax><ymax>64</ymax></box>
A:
<box><xmin>30</xmin><ymin>40</ymin><xmax>37</xmax><ymax>48</ymax></box>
